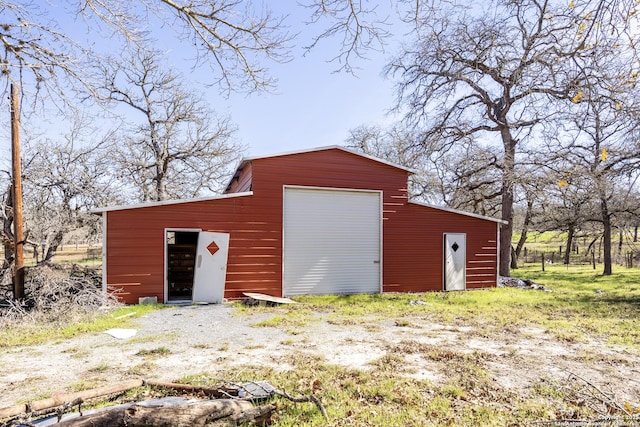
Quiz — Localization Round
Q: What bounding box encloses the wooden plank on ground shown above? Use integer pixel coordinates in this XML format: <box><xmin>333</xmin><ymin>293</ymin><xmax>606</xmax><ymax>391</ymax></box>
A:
<box><xmin>243</xmin><ymin>292</ymin><xmax>297</xmax><ymax>305</ymax></box>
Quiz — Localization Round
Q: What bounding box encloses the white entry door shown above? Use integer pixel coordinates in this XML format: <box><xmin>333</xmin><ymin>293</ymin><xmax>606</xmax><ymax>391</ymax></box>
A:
<box><xmin>444</xmin><ymin>233</ymin><xmax>466</xmax><ymax>291</ymax></box>
<box><xmin>193</xmin><ymin>232</ymin><xmax>230</xmax><ymax>303</ymax></box>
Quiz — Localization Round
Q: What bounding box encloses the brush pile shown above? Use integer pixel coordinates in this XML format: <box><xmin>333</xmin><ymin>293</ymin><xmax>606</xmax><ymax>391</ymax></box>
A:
<box><xmin>498</xmin><ymin>276</ymin><xmax>551</xmax><ymax>292</ymax></box>
<box><xmin>0</xmin><ymin>264</ymin><xmax>119</xmax><ymax>326</ymax></box>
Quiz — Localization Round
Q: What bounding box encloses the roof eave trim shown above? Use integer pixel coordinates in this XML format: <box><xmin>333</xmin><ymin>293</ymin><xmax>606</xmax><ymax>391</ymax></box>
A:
<box><xmin>91</xmin><ymin>191</ymin><xmax>254</xmax><ymax>214</ymax></box>
<box><xmin>236</xmin><ymin>145</ymin><xmax>418</xmax><ymax>174</ymax></box>
<box><xmin>408</xmin><ymin>200</ymin><xmax>508</xmax><ymax>224</ymax></box>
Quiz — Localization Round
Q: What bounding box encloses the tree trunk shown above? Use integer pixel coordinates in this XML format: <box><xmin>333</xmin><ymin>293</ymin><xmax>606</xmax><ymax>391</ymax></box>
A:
<box><xmin>155</xmin><ymin>170</ymin><xmax>167</xmax><ymax>202</ymax></box>
<box><xmin>509</xmin><ymin>246</ymin><xmax>517</xmax><ymax>269</ymax></box>
<box><xmin>31</xmin><ymin>244</ymin><xmax>40</xmax><ymax>264</ymax></box>
<box><xmin>2</xmin><ymin>184</ymin><xmax>14</xmax><ymax>266</ymax></box>
<box><xmin>618</xmin><ymin>228</ymin><xmax>623</xmax><ymax>260</ymax></box>
<box><xmin>43</xmin><ymin>230</ymin><xmax>65</xmax><ymax>262</ymax></box>
<box><xmin>54</xmin><ymin>400</ymin><xmax>272</xmax><ymax>427</ymax></box>
<box><xmin>564</xmin><ymin>224</ymin><xmax>574</xmax><ymax>265</ymax></box>
<box><xmin>601</xmin><ymin>199</ymin><xmax>612</xmax><ymax>275</ymax></box>
<box><xmin>511</xmin><ymin>198</ymin><xmax>533</xmax><ymax>269</ymax></box>
<box><xmin>499</xmin><ymin>129</ymin><xmax>517</xmax><ymax>277</ymax></box>
<box><xmin>0</xmin><ymin>380</ymin><xmax>145</xmax><ymax>419</ymax></box>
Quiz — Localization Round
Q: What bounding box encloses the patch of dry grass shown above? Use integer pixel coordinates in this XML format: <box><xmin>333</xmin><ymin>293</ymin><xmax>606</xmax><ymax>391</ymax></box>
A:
<box><xmin>0</xmin><ymin>265</ymin><xmax>160</xmax><ymax>347</ymax></box>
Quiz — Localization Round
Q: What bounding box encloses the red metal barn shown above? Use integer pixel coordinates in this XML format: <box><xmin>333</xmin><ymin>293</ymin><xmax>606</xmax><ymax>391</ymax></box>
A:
<box><xmin>94</xmin><ymin>146</ymin><xmax>504</xmax><ymax>304</ymax></box>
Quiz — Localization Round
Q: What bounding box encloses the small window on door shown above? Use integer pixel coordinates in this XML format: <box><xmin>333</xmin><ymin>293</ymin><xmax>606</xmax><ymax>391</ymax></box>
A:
<box><xmin>166</xmin><ymin>231</ymin><xmax>176</xmax><ymax>245</ymax></box>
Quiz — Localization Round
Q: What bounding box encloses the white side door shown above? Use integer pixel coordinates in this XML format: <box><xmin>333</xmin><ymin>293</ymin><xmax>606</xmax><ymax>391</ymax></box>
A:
<box><xmin>444</xmin><ymin>233</ymin><xmax>466</xmax><ymax>291</ymax></box>
<box><xmin>193</xmin><ymin>232</ymin><xmax>230</xmax><ymax>303</ymax></box>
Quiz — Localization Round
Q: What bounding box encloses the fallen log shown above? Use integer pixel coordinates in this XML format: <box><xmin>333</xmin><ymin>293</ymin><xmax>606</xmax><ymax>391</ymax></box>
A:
<box><xmin>221</xmin><ymin>403</ymin><xmax>278</xmax><ymax>426</ymax></box>
<box><xmin>0</xmin><ymin>379</ymin><xmax>320</xmax><ymax>425</ymax></box>
<box><xmin>0</xmin><ymin>403</ymin><xmax>27</xmax><ymax>420</ymax></box>
<box><xmin>31</xmin><ymin>379</ymin><xmax>144</xmax><ymax>413</ymax></box>
<box><xmin>0</xmin><ymin>379</ymin><xmax>143</xmax><ymax>419</ymax></box>
<box><xmin>144</xmin><ymin>380</ymin><xmax>242</xmax><ymax>399</ymax></box>
<box><xmin>53</xmin><ymin>399</ymin><xmax>275</xmax><ymax>427</ymax></box>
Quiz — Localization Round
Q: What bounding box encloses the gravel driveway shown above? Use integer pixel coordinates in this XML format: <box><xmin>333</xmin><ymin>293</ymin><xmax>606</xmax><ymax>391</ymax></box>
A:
<box><xmin>1</xmin><ymin>304</ymin><xmax>281</xmax><ymax>407</ymax></box>
<box><xmin>1</xmin><ymin>302</ymin><xmax>639</xmax><ymax>410</ymax></box>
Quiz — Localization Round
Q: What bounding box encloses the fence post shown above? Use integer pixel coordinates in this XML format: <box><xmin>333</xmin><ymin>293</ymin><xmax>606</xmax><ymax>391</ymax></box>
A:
<box><xmin>542</xmin><ymin>253</ymin><xmax>545</xmax><ymax>272</ymax></box>
<box><xmin>626</xmin><ymin>252</ymin><xmax>630</xmax><ymax>268</ymax></box>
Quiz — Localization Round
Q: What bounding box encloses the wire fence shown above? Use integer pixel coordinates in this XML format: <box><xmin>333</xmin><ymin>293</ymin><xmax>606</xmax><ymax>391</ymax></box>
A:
<box><xmin>518</xmin><ymin>247</ymin><xmax>638</xmax><ymax>269</ymax></box>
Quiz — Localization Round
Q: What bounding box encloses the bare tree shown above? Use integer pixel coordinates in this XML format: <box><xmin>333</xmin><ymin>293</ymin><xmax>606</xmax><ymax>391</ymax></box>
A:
<box><xmin>0</xmin><ymin>177</ymin><xmax>15</xmax><ymax>271</ymax></box>
<box><xmin>539</xmin><ymin>6</ymin><xmax>640</xmax><ymax>274</ymax></box>
<box><xmin>301</xmin><ymin>0</ymin><xmax>391</xmax><ymax>73</ymax></box>
<box><xmin>511</xmin><ymin>189</ymin><xmax>535</xmax><ymax>269</ymax></box>
<box><xmin>506</xmin><ymin>165</ymin><xmax>552</xmax><ymax>269</ymax></box>
<box><xmin>345</xmin><ymin>124</ymin><xmax>442</xmax><ymax>203</ymax></box>
<box><xmin>98</xmin><ymin>47</ymin><xmax>243</xmax><ymax>202</ymax></box>
<box><xmin>3</xmin><ymin>0</ymin><xmax>638</xmax><ymax>101</ymax></box>
<box><xmin>0</xmin><ymin>0</ymin><xmax>294</xmax><ymax>102</ymax></box>
<box><xmin>19</xmin><ymin>116</ymin><xmax>116</xmax><ymax>263</ymax></box>
<box><xmin>536</xmin><ymin>168</ymin><xmax>593</xmax><ymax>262</ymax></box>
<box><xmin>383</xmin><ymin>0</ymin><xmax>629</xmax><ymax>277</ymax></box>
<box><xmin>561</xmin><ymin>103</ymin><xmax>640</xmax><ymax>274</ymax></box>
<box><xmin>434</xmin><ymin>143</ymin><xmax>504</xmax><ymax>218</ymax></box>
<box><xmin>0</xmin><ymin>1</ymin><xmax>86</xmax><ymax>105</ymax></box>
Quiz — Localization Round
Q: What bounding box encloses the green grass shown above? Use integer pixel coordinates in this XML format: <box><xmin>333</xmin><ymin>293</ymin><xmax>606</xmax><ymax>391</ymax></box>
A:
<box><xmin>513</xmin><ymin>230</ymin><xmax>640</xmax><ymax>264</ymax></box>
<box><xmin>88</xmin><ymin>362</ymin><xmax>111</xmax><ymax>373</ymax></box>
<box><xmin>126</xmin><ymin>361</ymin><xmax>158</xmax><ymax>376</ymax></box>
<box><xmin>514</xmin><ymin>230</ymin><xmax>567</xmax><ymax>243</ymax></box>
<box><xmin>166</xmin><ymin>353</ymin><xmax>552</xmax><ymax>426</ymax></box>
<box><xmin>2</xmin><ymin>255</ymin><xmax>639</xmax><ymax>425</ymax></box>
<box><xmin>516</xmin><ymin>264</ymin><xmax>640</xmax><ymax>345</ymax></box>
<box><xmin>251</xmin><ymin>308</ymin><xmax>321</xmax><ymax>335</ymax></box>
<box><xmin>199</xmin><ymin>265</ymin><xmax>640</xmax><ymax>424</ymax></box>
<box><xmin>240</xmin><ymin>265</ymin><xmax>640</xmax><ymax>348</ymax></box>
<box><xmin>68</xmin><ymin>377</ymin><xmax>107</xmax><ymax>392</ymax></box>
<box><xmin>135</xmin><ymin>346</ymin><xmax>171</xmax><ymax>357</ymax></box>
<box><xmin>0</xmin><ymin>304</ymin><xmax>163</xmax><ymax>348</ymax></box>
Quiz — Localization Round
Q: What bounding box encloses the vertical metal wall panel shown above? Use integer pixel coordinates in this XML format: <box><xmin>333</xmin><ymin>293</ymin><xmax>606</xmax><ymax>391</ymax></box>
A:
<box><xmin>282</xmin><ymin>187</ymin><xmax>381</xmax><ymax>296</ymax></box>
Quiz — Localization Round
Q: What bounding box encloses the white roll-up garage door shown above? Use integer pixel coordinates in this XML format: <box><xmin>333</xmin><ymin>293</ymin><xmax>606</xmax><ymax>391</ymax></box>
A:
<box><xmin>283</xmin><ymin>187</ymin><xmax>381</xmax><ymax>296</ymax></box>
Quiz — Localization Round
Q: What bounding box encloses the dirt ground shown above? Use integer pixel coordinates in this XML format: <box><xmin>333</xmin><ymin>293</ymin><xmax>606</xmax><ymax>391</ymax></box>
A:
<box><xmin>1</xmin><ymin>303</ymin><xmax>639</xmax><ymax>411</ymax></box>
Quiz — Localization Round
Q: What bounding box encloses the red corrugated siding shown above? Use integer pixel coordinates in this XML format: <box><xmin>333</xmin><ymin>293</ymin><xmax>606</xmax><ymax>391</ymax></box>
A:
<box><xmin>106</xmin><ymin>194</ymin><xmax>282</xmax><ymax>303</ymax></box>
<box><xmin>249</xmin><ymin>150</ymin><xmax>497</xmax><ymax>292</ymax></box>
<box><xmin>105</xmin><ymin>148</ymin><xmax>499</xmax><ymax>303</ymax></box>
<box><xmin>226</xmin><ymin>162</ymin><xmax>253</xmax><ymax>193</ymax></box>
<box><xmin>384</xmin><ymin>203</ymin><xmax>497</xmax><ymax>292</ymax></box>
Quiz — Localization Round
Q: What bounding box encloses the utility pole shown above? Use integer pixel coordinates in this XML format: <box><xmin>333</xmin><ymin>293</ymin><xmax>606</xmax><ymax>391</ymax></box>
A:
<box><xmin>11</xmin><ymin>84</ymin><xmax>25</xmax><ymax>300</ymax></box>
